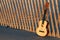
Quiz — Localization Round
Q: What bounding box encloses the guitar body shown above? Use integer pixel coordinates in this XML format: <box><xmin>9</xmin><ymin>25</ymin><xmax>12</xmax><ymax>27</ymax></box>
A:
<box><xmin>36</xmin><ymin>20</ymin><xmax>48</xmax><ymax>37</ymax></box>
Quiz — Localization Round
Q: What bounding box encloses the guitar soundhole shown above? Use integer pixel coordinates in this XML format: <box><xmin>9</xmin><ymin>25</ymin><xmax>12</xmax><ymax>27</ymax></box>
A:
<box><xmin>41</xmin><ymin>24</ymin><xmax>43</xmax><ymax>27</ymax></box>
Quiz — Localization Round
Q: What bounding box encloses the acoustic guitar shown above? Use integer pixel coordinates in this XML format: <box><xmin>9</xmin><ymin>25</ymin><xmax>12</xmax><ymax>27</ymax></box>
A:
<box><xmin>36</xmin><ymin>2</ymin><xmax>49</xmax><ymax>37</ymax></box>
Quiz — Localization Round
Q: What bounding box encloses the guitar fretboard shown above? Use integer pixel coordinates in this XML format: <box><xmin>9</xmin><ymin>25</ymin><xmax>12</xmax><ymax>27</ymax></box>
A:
<box><xmin>0</xmin><ymin>0</ymin><xmax>60</xmax><ymax>38</ymax></box>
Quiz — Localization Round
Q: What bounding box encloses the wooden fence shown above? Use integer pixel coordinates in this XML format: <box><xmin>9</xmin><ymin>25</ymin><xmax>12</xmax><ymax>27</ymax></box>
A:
<box><xmin>0</xmin><ymin>0</ymin><xmax>60</xmax><ymax>38</ymax></box>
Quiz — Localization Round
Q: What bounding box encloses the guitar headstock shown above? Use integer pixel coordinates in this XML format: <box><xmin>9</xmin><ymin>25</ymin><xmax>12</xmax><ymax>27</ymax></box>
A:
<box><xmin>44</xmin><ymin>2</ymin><xmax>49</xmax><ymax>9</ymax></box>
<box><xmin>45</xmin><ymin>2</ymin><xmax>49</xmax><ymax>7</ymax></box>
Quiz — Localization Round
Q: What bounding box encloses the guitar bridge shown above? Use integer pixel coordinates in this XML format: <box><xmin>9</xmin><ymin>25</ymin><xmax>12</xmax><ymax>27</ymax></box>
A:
<box><xmin>39</xmin><ymin>30</ymin><xmax>44</xmax><ymax>33</ymax></box>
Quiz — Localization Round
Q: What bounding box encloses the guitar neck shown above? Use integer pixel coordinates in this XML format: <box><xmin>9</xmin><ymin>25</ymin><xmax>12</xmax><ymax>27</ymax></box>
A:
<box><xmin>42</xmin><ymin>9</ymin><xmax>47</xmax><ymax>21</ymax></box>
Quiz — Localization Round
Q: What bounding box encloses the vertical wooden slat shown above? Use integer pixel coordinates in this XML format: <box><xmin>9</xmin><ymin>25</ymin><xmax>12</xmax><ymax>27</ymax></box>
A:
<box><xmin>27</xmin><ymin>0</ymin><xmax>33</xmax><ymax>31</ymax></box>
<box><xmin>40</xmin><ymin>0</ymin><xmax>44</xmax><ymax>16</ymax></box>
<box><xmin>0</xmin><ymin>0</ymin><xmax>2</xmax><ymax>25</ymax></box>
<box><xmin>20</xmin><ymin>0</ymin><xmax>23</xmax><ymax>30</ymax></box>
<box><xmin>48</xmin><ymin>0</ymin><xmax>52</xmax><ymax>36</ymax></box>
<box><xmin>36</xmin><ymin>0</ymin><xmax>41</xmax><ymax>31</ymax></box>
<box><xmin>5</xmin><ymin>0</ymin><xmax>8</xmax><ymax>26</ymax></box>
<box><xmin>28</xmin><ymin>0</ymin><xmax>31</xmax><ymax>32</ymax></box>
<box><xmin>24</xmin><ymin>0</ymin><xmax>26</xmax><ymax>30</ymax></box>
<box><xmin>1</xmin><ymin>0</ymin><xmax>4</xmax><ymax>26</ymax></box>
<box><xmin>1</xmin><ymin>2</ymin><xmax>3</xmax><ymax>25</ymax></box>
<box><xmin>21</xmin><ymin>0</ymin><xmax>24</xmax><ymax>29</ymax></box>
<box><xmin>38</xmin><ymin>0</ymin><xmax>42</xmax><ymax>23</ymax></box>
<box><xmin>24</xmin><ymin>0</ymin><xmax>27</xmax><ymax>30</ymax></box>
<box><xmin>11</xmin><ymin>0</ymin><xmax>14</xmax><ymax>28</ymax></box>
<box><xmin>25</xmin><ymin>0</ymin><xmax>28</xmax><ymax>30</ymax></box>
<box><xmin>5</xmin><ymin>0</ymin><xmax>10</xmax><ymax>25</ymax></box>
<box><xmin>50</xmin><ymin>0</ymin><xmax>55</xmax><ymax>37</ymax></box>
<box><xmin>29</xmin><ymin>0</ymin><xmax>34</xmax><ymax>32</ymax></box>
<box><xmin>21</xmin><ymin>0</ymin><xmax>24</xmax><ymax>30</ymax></box>
<box><xmin>37</xmin><ymin>0</ymin><xmax>41</xmax><ymax>20</ymax></box>
<box><xmin>53</xmin><ymin>0</ymin><xmax>60</xmax><ymax>38</ymax></box>
<box><xmin>15</xmin><ymin>0</ymin><xmax>18</xmax><ymax>29</ymax></box>
<box><xmin>3</xmin><ymin>0</ymin><xmax>7</xmax><ymax>26</ymax></box>
<box><xmin>35</xmin><ymin>0</ymin><xmax>39</xmax><ymax>32</ymax></box>
<box><xmin>6</xmin><ymin>0</ymin><xmax>11</xmax><ymax>27</ymax></box>
<box><xmin>47</xmin><ymin>0</ymin><xmax>51</xmax><ymax>36</ymax></box>
<box><xmin>26</xmin><ymin>0</ymin><xmax>29</xmax><ymax>30</ymax></box>
<box><xmin>16</xmin><ymin>0</ymin><xmax>19</xmax><ymax>29</ymax></box>
<box><xmin>55</xmin><ymin>0</ymin><xmax>60</xmax><ymax>38</ymax></box>
<box><xmin>17</xmin><ymin>0</ymin><xmax>21</xmax><ymax>29</ymax></box>
<box><xmin>58</xmin><ymin>10</ymin><xmax>60</xmax><ymax>37</ymax></box>
<box><xmin>23</xmin><ymin>0</ymin><xmax>26</xmax><ymax>30</ymax></box>
<box><xmin>0</xmin><ymin>0</ymin><xmax>1</xmax><ymax>24</ymax></box>
<box><xmin>27</xmin><ymin>0</ymin><xmax>30</xmax><ymax>31</ymax></box>
<box><xmin>10</xmin><ymin>0</ymin><xmax>14</xmax><ymax>28</ymax></box>
<box><xmin>15</xmin><ymin>0</ymin><xmax>19</xmax><ymax>29</ymax></box>
<box><xmin>13</xmin><ymin>0</ymin><xmax>17</xmax><ymax>29</ymax></box>
<box><xmin>32</xmin><ymin>0</ymin><xmax>36</xmax><ymax>32</ymax></box>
